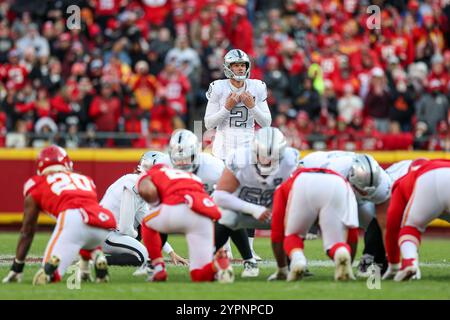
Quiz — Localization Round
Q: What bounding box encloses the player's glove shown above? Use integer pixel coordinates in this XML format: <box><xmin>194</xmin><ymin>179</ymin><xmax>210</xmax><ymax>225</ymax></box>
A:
<box><xmin>2</xmin><ymin>259</ymin><xmax>25</xmax><ymax>283</ymax></box>
<box><xmin>382</xmin><ymin>263</ymin><xmax>400</xmax><ymax>280</ymax></box>
<box><xmin>267</xmin><ymin>266</ymin><xmax>288</xmax><ymax>281</ymax></box>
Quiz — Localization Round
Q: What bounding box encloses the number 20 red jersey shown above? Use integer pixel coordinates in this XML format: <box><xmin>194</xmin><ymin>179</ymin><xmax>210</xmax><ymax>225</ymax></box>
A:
<box><xmin>23</xmin><ymin>171</ymin><xmax>116</xmax><ymax>229</ymax></box>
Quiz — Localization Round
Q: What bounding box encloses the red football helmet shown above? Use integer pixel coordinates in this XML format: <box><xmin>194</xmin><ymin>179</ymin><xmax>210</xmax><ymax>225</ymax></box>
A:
<box><xmin>36</xmin><ymin>145</ymin><xmax>73</xmax><ymax>175</ymax></box>
<box><xmin>408</xmin><ymin>158</ymin><xmax>429</xmax><ymax>172</ymax></box>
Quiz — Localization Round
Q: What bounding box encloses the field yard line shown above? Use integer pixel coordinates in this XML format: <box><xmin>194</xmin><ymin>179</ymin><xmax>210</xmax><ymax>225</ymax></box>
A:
<box><xmin>0</xmin><ymin>255</ymin><xmax>449</xmax><ymax>268</ymax></box>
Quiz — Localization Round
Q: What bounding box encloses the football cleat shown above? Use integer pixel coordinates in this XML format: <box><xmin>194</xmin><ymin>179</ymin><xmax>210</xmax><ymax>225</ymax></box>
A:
<box><xmin>287</xmin><ymin>256</ymin><xmax>307</xmax><ymax>282</ymax></box>
<box><xmin>77</xmin><ymin>259</ymin><xmax>93</xmax><ymax>282</ymax></box>
<box><xmin>33</xmin><ymin>256</ymin><xmax>60</xmax><ymax>286</ymax></box>
<box><xmin>382</xmin><ymin>263</ymin><xmax>400</xmax><ymax>280</ymax></box>
<box><xmin>93</xmin><ymin>252</ymin><xmax>109</xmax><ymax>283</ymax></box>
<box><xmin>334</xmin><ymin>247</ymin><xmax>355</xmax><ymax>281</ymax></box>
<box><xmin>133</xmin><ymin>261</ymin><xmax>154</xmax><ymax>277</ymax></box>
<box><xmin>394</xmin><ymin>258</ymin><xmax>419</xmax><ymax>282</ymax></box>
<box><xmin>214</xmin><ymin>248</ymin><xmax>234</xmax><ymax>283</ymax></box>
<box><xmin>147</xmin><ymin>262</ymin><xmax>167</xmax><ymax>282</ymax></box>
<box><xmin>356</xmin><ymin>254</ymin><xmax>375</xmax><ymax>278</ymax></box>
<box><xmin>241</xmin><ymin>261</ymin><xmax>259</xmax><ymax>278</ymax></box>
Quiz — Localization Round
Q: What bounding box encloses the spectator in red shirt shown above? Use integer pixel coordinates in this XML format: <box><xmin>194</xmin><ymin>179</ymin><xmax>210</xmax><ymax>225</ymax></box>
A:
<box><xmin>89</xmin><ymin>79</ymin><xmax>121</xmax><ymax>135</ymax></box>
<box><xmin>157</xmin><ymin>60</ymin><xmax>191</xmax><ymax>119</ymax></box>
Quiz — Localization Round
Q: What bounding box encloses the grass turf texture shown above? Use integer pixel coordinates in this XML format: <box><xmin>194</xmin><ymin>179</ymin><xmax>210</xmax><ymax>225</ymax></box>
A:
<box><xmin>0</xmin><ymin>232</ymin><xmax>449</xmax><ymax>299</ymax></box>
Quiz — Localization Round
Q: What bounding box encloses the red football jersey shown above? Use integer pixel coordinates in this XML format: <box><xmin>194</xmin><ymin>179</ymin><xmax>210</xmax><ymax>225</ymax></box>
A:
<box><xmin>24</xmin><ymin>171</ymin><xmax>116</xmax><ymax>229</ymax></box>
<box><xmin>271</xmin><ymin>168</ymin><xmax>346</xmax><ymax>243</ymax></box>
<box><xmin>138</xmin><ymin>164</ymin><xmax>221</xmax><ymax>220</ymax></box>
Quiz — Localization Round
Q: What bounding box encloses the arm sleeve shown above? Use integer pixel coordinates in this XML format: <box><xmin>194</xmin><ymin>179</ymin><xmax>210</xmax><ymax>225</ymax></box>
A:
<box><xmin>204</xmin><ymin>82</ymin><xmax>230</xmax><ymax>130</ymax></box>
<box><xmin>118</xmin><ymin>187</ymin><xmax>138</xmax><ymax>237</ymax></box>
<box><xmin>162</xmin><ymin>242</ymin><xmax>173</xmax><ymax>254</ymax></box>
<box><xmin>213</xmin><ymin>190</ymin><xmax>266</xmax><ymax>219</ymax></box>
<box><xmin>385</xmin><ymin>187</ymin><xmax>407</xmax><ymax>264</ymax></box>
<box><xmin>250</xmin><ymin>82</ymin><xmax>271</xmax><ymax>127</ymax></box>
<box><xmin>271</xmin><ymin>186</ymin><xmax>288</xmax><ymax>243</ymax></box>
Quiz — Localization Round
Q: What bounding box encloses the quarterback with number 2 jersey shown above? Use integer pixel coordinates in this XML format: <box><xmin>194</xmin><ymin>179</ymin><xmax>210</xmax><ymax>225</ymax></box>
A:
<box><xmin>204</xmin><ymin>49</ymin><xmax>271</xmax><ymax>160</ymax></box>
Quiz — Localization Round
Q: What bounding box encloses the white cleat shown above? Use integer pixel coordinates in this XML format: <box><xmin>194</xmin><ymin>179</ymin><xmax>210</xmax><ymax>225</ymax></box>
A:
<box><xmin>287</xmin><ymin>258</ymin><xmax>307</xmax><ymax>282</ymax></box>
<box><xmin>132</xmin><ymin>262</ymin><xmax>153</xmax><ymax>277</ymax></box>
<box><xmin>334</xmin><ymin>248</ymin><xmax>355</xmax><ymax>281</ymax></box>
<box><xmin>241</xmin><ymin>261</ymin><xmax>259</xmax><ymax>278</ymax></box>
<box><xmin>394</xmin><ymin>258</ymin><xmax>419</xmax><ymax>282</ymax></box>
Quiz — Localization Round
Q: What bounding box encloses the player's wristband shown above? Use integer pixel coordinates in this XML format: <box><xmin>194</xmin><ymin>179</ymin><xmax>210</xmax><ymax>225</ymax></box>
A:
<box><xmin>11</xmin><ymin>259</ymin><xmax>25</xmax><ymax>273</ymax></box>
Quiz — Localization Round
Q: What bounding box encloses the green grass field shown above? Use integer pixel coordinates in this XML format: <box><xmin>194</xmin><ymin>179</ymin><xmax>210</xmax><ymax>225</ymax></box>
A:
<box><xmin>0</xmin><ymin>232</ymin><xmax>449</xmax><ymax>300</ymax></box>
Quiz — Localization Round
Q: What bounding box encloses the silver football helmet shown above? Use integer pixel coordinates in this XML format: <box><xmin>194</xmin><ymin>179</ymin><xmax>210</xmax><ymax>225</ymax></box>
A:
<box><xmin>252</xmin><ymin>127</ymin><xmax>287</xmax><ymax>176</ymax></box>
<box><xmin>223</xmin><ymin>49</ymin><xmax>251</xmax><ymax>81</ymax></box>
<box><xmin>168</xmin><ymin>129</ymin><xmax>201</xmax><ymax>172</ymax></box>
<box><xmin>136</xmin><ymin>151</ymin><xmax>169</xmax><ymax>173</ymax></box>
<box><xmin>348</xmin><ymin>154</ymin><xmax>381</xmax><ymax>197</ymax></box>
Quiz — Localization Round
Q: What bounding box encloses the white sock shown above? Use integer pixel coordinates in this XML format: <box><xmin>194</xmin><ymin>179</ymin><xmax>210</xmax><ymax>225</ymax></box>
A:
<box><xmin>248</xmin><ymin>237</ymin><xmax>255</xmax><ymax>252</ymax></box>
<box><xmin>400</xmin><ymin>241</ymin><xmax>418</xmax><ymax>260</ymax></box>
<box><xmin>223</xmin><ymin>238</ymin><xmax>232</xmax><ymax>252</ymax></box>
<box><xmin>290</xmin><ymin>250</ymin><xmax>306</xmax><ymax>264</ymax></box>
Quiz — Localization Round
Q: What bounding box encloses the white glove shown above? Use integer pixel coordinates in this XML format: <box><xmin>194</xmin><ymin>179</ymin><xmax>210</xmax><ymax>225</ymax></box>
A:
<box><xmin>382</xmin><ymin>263</ymin><xmax>400</xmax><ymax>280</ymax></box>
<box><xmin>267</xmin><ymin>267</ymin><xmax>288</xmax><ymax>281</ymax></box>
<box><xmin>2</xmin><ymin>270</ymin><xmax>23</xmax><ymax>283</ymax></box>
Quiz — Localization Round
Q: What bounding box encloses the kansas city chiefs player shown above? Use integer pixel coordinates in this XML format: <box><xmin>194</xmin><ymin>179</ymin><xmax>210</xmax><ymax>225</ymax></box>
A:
<box><xmin>3</xmin><ymin>145</ymin><xmax>116</xmax><ymax>285</ymax></box>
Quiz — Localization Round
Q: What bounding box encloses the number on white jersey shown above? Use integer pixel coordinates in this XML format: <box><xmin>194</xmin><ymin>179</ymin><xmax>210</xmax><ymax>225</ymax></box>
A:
<box><xmin>47</xmin><ymin>172</ymin><xmax>94</xmax><ymax>195</ymax></box>
<box><xmin>230</xmin><ymin>106</ymin><xmax>248</xmax><ymax>128</ymax></box>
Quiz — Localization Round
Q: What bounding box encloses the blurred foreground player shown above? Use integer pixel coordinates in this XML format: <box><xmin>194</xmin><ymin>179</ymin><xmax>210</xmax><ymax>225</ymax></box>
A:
<box><xmin>3</xmin><ymin>145</ymin><xmax>116</xmax><ymax>285</ymax></box>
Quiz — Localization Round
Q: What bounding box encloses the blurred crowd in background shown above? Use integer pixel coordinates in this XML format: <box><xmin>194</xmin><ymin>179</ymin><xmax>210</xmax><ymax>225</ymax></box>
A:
<box><xmin>0</xmin><ymin>0</ymin><xmax>449</xmax><ymax>151</ymax></box>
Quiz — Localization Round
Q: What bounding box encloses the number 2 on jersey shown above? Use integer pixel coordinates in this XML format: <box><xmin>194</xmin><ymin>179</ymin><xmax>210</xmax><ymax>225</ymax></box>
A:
<box><xmin>47</xmin><ymin>172</ymin><xmax>93</xmax><ymax>195</ymax></box>
<box><xmin>230</xmin><ymin>106</ymin><xmax>248</xmax><ymax>128</ymax></box>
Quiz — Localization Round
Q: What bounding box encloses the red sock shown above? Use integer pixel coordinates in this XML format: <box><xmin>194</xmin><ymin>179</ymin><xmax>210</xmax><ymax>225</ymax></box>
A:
<box><xmin>190</xmin><ymin>262</ymin><xmax>215</xmax><ymax>282</ymax></box>
<box><xmin>346</xmin><ymin>228</ymin><xmax>359</xmax><ymax>245</ymax></box>
<box><xmin>141</xmin><ymin>224</ymin><xmax>163</xmax><ymax>260</ymax></box>
<box><xmin>52</xmin><ymin>271</ymin><xmax>61</xmax><ymax>283</ymax></box>
<box><xmin>79</xmin><ymin>249</ymin><xmax>92</xmax><ymax>261</ymax></box>
<box><xmin>398</xmin><ymin>226</ymin><xmax>421</xmax><ymax>247</ymax></box>
<box><xmin>283</xmin><ymin>234</ymin><xmax>304</xmax><ymax>256</ymax></box>
<box><xmin>327</xmin><ymin>243</ymin><xmax>350</xmax><ymax>260</ymax></box>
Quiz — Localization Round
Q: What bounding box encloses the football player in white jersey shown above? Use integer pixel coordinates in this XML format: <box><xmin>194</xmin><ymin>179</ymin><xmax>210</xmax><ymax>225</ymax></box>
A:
<box><xmin>168</xmin><ymin>129</ymin><xmax>225</xmax><ymax>195</ymax></box>
<box><xmin>98</xmin><ymin>151</ymin><xmax>188</xmax><ymax>278</ymax></box>
<box><xmin>204</xmin><ymin>49</ymin><xmax>271</xmax><ymax>161</ymax></box>
<box><xmin>213</xmin><ymin>127</ymin><xmax>300</xmax><ymax>278</ymax></box>
<box><xmin>299</xmin><ymin>151</ymin><xmax>392</xmax><ymax>277</ymax></box>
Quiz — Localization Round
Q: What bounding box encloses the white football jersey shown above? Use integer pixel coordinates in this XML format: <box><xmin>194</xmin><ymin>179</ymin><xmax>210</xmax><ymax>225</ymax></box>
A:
<box><xmin>227</xmin><ymin>147</ymin><xmax>300</xmax><ymax>207</ymax></box>
<box><xmin>193</xmin><ymin>153</ymin><xmax>225</xmax><ymax>195</ymax></box>
<box><xmin>300</xmin><ymin>151</ymin><xmax>391</xmax><ymax>204</ymax></box>
<box><xmin>385</xmin><ymin>160</ymin><xmax>413</xmax><ymax>183</ymax></box>
<box><xmin>100</xmin><ymin>174</ymin><xmax>148</xmax><ymax>231</ymax></box>
<box><xmin>204</xmin><ymin>79</ymin><xmax>271</xmax><ymax>160</ymax></box>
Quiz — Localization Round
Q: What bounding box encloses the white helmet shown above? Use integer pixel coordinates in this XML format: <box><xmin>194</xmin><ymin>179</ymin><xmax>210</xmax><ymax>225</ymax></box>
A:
<box><xmin>168</xmin><ymin>129</ymin><xmax>201</xmax><ymax>172</ymax></box>
<box><xmin>348</xmin><ymin>154</ymin><xmax>381</xmax><ymax>197</ymax></box>
<box><xmin>223</xmin><ymin>49</ymin><xmax>251</xmax><ymax>81</ymax></box>
<box><xmin>136</xmin><ymin>151</ymin><xmax>169</xmax><ymax>173</ymax></box>
<box><xmin>252</xmin><ymin>127</ymin><xmax>287</xmax><ymax>175</ymax></box>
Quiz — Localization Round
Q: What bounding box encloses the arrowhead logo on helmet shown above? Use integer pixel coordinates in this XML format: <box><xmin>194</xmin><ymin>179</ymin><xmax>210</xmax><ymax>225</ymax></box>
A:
<box><xmin>37</xmin><ymin>145</ymin><xmax>73</xmax><ymax>175</ymax></box>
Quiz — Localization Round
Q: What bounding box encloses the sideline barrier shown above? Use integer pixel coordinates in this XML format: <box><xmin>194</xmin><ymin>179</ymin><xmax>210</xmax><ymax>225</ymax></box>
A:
<box><xmin>0</xmin><ymin>148</ymin><xmax>449</xmax><ymax>227</ymax></box>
